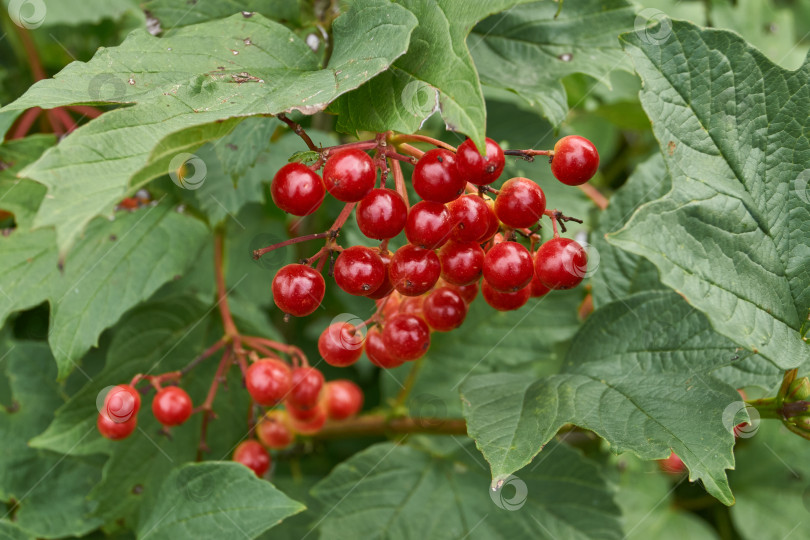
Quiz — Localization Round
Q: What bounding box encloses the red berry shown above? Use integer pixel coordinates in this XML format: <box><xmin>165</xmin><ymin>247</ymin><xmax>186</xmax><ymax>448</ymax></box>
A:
<box><xmin>423</xmin><ymin>287</ymin><xmax>467</xmax><ymax>331</ymax></box>
<box><xmin>399</xmin><ymin>295</ymin><xmax>425</xmax><ymax>317</ymax></box>
<box><xmin>325</xmin><ymin>380</ymin><xmax>364</xmax><ymax>420</ymax></box>
<box><xmin>272</xmin><ymin>264</ymin><xmax>325</xmax><ymax>317</ymax></box>
<box><xmin>382</xmin><ymin>313</ymin><xmax>430</xmax><ymax>361</ymax></box>
<box><xmin>257</xmin><ymin>410</ymin><xmax>294</xmax><ymax>449</ymax></box>
<box><xmin>288</xmin><ymin>367</ymin><xmax>324</xmax><ymax>410</ymax></box>
<box><xmin>318</xmin><ymin>322</ymin><xmax>364</xmax><ymax>367</ymax></box>
<box><xmin>286</xmin><ymin>400</ymin><xmax>321</xmax><ymax>422</ymax></box>
<box><xmin>455</xmin><ymin>138</ymin><xmax>505</xmax><ymax>185</ymax></box>
<box><xmin>356</xmin><ymin>188</ymin><xmax>408</xmax><ymax>239</ymax></box>
<box><xmin>534</xmin><ymin>237</ymin><xmax>588</xmax><ymax>290</ymax></box>
<box><xmin>529</xmin><ymin>273</ymin><xmax>551</xmax><ymax>298</ymax></box>
<box><xmin>405</xmin><ymin>201</ymin><xmax>453</xmax><ymax>249</ymax></box>
<box><xmin>151</xmin><ymin>386</ymin><xmax>192</xmax><ymax>427</ymax></box>
<box><xmin>445</xmin><ymin>281</ymin><xmax>479</xmax><ymax>304</ymax></box>
<box><xmin>366</xmin><ymin>250</ymin><xmax>395</xmax><ymax>299</ymax></box>
<box><xmin>364</xmin><ymin>326</ymin><xmax>404</xmax><ymax>368</ymax></box>
<box><xmin>479</xmin><ymin>198</ymin><xmax>501</xmax><ymax>242</ymax></box>
<box><xmin>97</xmin><ymin>413</ymin><xmax>137</xmax><ymax>440</ymax></box>
<box><xmin>494</xmin><ymin>178</ymin><xmax>546</xmax><ymax>228</ymax></box>
<box><xmin>246</xmin><ymin>359</ymin><xmax>292</xmax><ymax>406</ymax></box>
<box><xmin>271</xmin><ymin>163</ymin><xmax>325</xmax><ymax>216</ymax></box>
<box><xmin>483</xmin><ymin>241</ymin><xmax>534</xmax><ymax>292</ymax></box>
<box><xmin>103</xmin><ymin>384</ymin><xmax>141</xmax><ymax>423</ymax></box>
<box><xmin>233</xmin><ymin>440</ymin><xmax>270</xmax><ymax>477</ymax></box>
<box><xmin>334</xmin><ymin>246</ymin><xmax>386</xmax><ymax>296</ymax></box>
<box><xmin>289</xmin><ymin>405</ymin><xmax>327</xmax><ymax>435</ymax></box>
<box><xmin>322</xmin><ymin>149</ymin><xmax>376</xmax><ymax>202</ymax></box>
<box><xmin>389</xmin><ymin>244</ymin><xmax>441</xmax><ymax>297</ymax></box>
<box><xmin>482</xmin><ymin>280</ymin><xmax>531</xmax><ymax>311</ymax></box>
<box><xmin>438</xmin><ymin>242</ymin><xmax>484</xmax><ymax>286</ymax></box>
<box><xmin>550</xmin><ymin>135</ymin><xmax>599</xmax><ymax>186</ymax></box>
<box><xmin>412</xmin><ymin>149</ymin><xmax>465</xmax><ymax>203</ymax></box>
<box><xmin>447</xmin><ymin>195</ymin><xmax>494</xmax><ymax>242</ymax></box>
<box><xmin>658</xmin><ymin>452</ymin><xmax>685</xmax><ymax>475</ymax></box>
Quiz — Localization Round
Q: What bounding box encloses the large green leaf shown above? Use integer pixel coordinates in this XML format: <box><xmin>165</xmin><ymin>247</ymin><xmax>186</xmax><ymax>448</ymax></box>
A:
<box><xmin>462</xmin><ymin>291</ymin><xmax>751</xmax><ymax>505</ymax></box>
<box><xmin>137</xmin><ymin>462</ymin><xmax>304</xmax><ymax>540</ymax></box>
<box><xmin>469</xmin><ymin>0</ymin><xmax>636</xmax><ymax>126</ymax></box>
<box><xmin>0</xmin><ymin>520</ymin><xmax>31</xmax><ymax>540</ymax></box>
<box><xmin>1</xmin><ymin>0</ymin><xmax>139</xmax><ymax>28</ymax></box>
<box><xmin>0</xmin><ymin>135</ymin><xmax>52</xmax><ymax>230</ymax></box>
<box><xmin>310</xmin><ymin>440</ymin><xmax>622</xmax><ymax>539</ymax></box>
<box><xmin>608</xmin><ymin>20</ymin><xmax>810</xmax><ymax>369</ymax></box>
<box><xmin>143</xmin><ymin>0</ymin><xmax>301</xmax><ymax>28</ymax></box>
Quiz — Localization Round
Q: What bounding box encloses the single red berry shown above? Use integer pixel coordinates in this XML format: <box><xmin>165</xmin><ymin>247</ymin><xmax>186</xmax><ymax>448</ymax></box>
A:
<box><xmin>534</xmin><ymin>238</ymin><xmax>588</xmax><ymax>290</ymax></box>
<box><xmin>445</xmin><ymin>281</ymin><xmax>479</xmax><ymax>304</ymax></box>
<box><xmin>103</xmin><ymin>384</ymin><xmax>141</xmax><ymax>423</ymax></box>
<box><xmin>233</xmin><ymin>440</ymin><xmax>271</xmax><ymax>477</ymax></box>
<box><xmin>272</xmin><ymin>264</ymin><xmax>325</xmax><ymax>317</ymax></box>
<box><xmin>483</xmin><ymin>241</ymin><xmax>534</xmax><ymax>292</ymax></box>
<box><xmin>288</xmin><ymin>367</ymin><xmax>325</xmax><ymax>410</ymax></box>
<box><xmin>658</xmin><ymin>452</ymin><xmax>685</xmax><ymax>475</ymax></box>
<box><xmin>366</xmin><ymin>250</ymin><xmax>395</xmax><ymax>299</ymax></box>
<box><xmin>318</xmin><ymin>322</ymin><xmax>364</xmax><ymax>367</ymax></box>
<box><xmin>438</xmin><ymin>242</ymin><xmax>484</xmax><ymax>286</ymax></box>
<box><xmin>378</xmin><ymin>293</ymin><xmax>402</xmax><ymax>319</ymax></box>
<box><xmin>494</xmin><ymin>178</ymin><xmax>546</xmax><ymax>228</ymax></box>
<box><xmin>448</xmin><ymin>195</ymin><xmax>494</xmax><ymax>243</ymax></box>
<box><xmin>382</xmin><ymin>313</ymin><xmax>431</xmax><ymax>361</ymax></box>
<box><xmin>97</xmin><ymin>413</ymin><xmax>137</xmax><ymax>440</ymax></box>
<box><xmin>389</xmin><ymin>244</ymin><xmax>441</xmax><ymax>297</ymax></box>
<box><xmin>289</xmin><ymin>405</ymin><xmax>327</xmax><ymax>435</ymax></box>
<box><xmin>423</xmin><ymin>287</ymin><xmax>467</xmax><ymax>331</ymax></box>
<box><xmin>550</xmin><ymin>135</ymin><xmax>599</xmax><ymax>186</ymax></box>
<box><xmin>245</xmin><ymin>359</ymin><xmax>292</xmax><ymax>406</ymax></box>
<box><xmin>257</xmin><ymin>410</ymin><xmax>294</xmax><ymax>449</ymax></box>
<box><xmin>322</xmin><ymin>149</ymin><xmax>376</xmax><ymax>202</ymax></box>
<box><xmin>482</xmin><ymin>280</ymin><xmax>531</xmax><ymax>311</ymax></box>
<box><xmin>356</xmin><ymin>188</ymin><xmax>408</xmax><ymax>239</ymax></box>
<box><xmin>405</xmin><ymin>201</ymin><xmax>453</xmax><ymax>249</ymax></box>
<box><xmin>455</xmin><ymin>138</ymin><xmax>505</xmax><ymax>185</ymax></box>
<box><xmin>399</xmin><ymin>295</ymin><xmax>425</xmax><ymax>317</ymax></box>
<box><xmin>151</xmin><ymin>386</ymin><xmax>192</xmax><ymax>427</ymax></box>
<box><xmin>334</xmin><ymin>246</ymin><xmax>386</xmax><ymax>296</ymax></box>
<box><xmin>271</xmin><ymin>162</ymin><xmax>325</xmax><ymax>216</ymax></box>
<box><xmin>529</xmin><ymin>273</ymin><xmax>551</xmax><ymax>298</ymax></box>
<box><xmin>412</xmin><ymin>149</ymin><xmax>465</xmax><ymax>203</ymax></box>
<box><xmin>364</xmin><ymin>326</ymin><xmax>404</xmax><ymax>368</ymax></box>
<box><xmin>325</xmin><ymin>380</ymin><xmax>364</xmax><ymax>420</ymax></box>
<box><xmin>479</xmin><ymin>198</ymin><xmax>501</xmax><ymax>242</ymax></box>
<box><xmin>286</xmin><ymin>400</ymin><xmax>321</xmax><ymax>422</ymax></box>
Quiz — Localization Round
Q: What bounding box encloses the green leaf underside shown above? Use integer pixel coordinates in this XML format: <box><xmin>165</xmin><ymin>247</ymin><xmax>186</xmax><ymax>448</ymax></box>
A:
<box><xmin>0</xmin><ymin>0</ymin><xmax>139</xmax><ymax>27</ymax></box>
<box><xmin>608</xmin><ymin>20</ymin><xmax>810</xmax><ymax>369</ymax></box>
<box><xmin>311</xmin><ymin>441</ymin><xmax>622</xmax><ymax>540</ymax></box>
<box><xmin>143</xmin><ymin>0</ymin><xmax>300</xmax><ymax>28</ymax></box>
<box><xmin>0</xmin><ymin>136</ymin><xmax>53</xmax><ymax>230</ymax></box>
<box><xmin>462</xmin><ymin>291</ymin><xmax>749</xmax><ymax>505</ymax></box>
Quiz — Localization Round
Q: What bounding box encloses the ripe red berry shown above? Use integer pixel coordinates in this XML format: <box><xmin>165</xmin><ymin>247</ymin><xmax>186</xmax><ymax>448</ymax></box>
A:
<box><xmin>550</xmin><ymin>135</ymin><xmax>599</xmax><ymax>186</ymax></box>
<box><xmin>325</xmin><ymin>380</ymin><xmax>364</xmax><ymax>420</ymax></box>
<box><xmin>288</xmin><ymin>367</ymin><xmax>325</xmax><ymax>410</ymax></box>
<box><xmin>482</xmin><ymin>280</ymin><xmax>531</xmax><ymax>311</ymax></box>
<box><xmin>494</xmin><ymin>178</ymin><xmax>546</xmax><ymax>228</ymax></box>
<box><xmin>271</xmin><ymin>162</ymin><xmax>325</xmax><ymax>216</ymax></box>
<box><xmin>412</xmin><ymin>149</ymin><xmax>465</xmax><ymax>203</ymax></box>
<box><xmin>103</xmin><ymin>384</ymin><xmax>141</xmax><ymax>423</ymax></box>
<box><xmin>364</xmin><ymin>326</ymin><xmax>404</xmax><ymax>368</ymax></box>
<box><xmin>483</xmin><ymin>241</ymin><xmax>534</xmax><ymax>292</ymax></box>
<box><xmin>245</xmin><ymin>359</ymin><xmax>292</xmax><ymax>406</ymax></box>
<box><xmin>479</xmin><ymin>198</ymin><xmax>501</xmax><ymax>242</ymax></box>
<box><xmin>356</xmin><ymin>188</ymin><xmax>408</xmax><ymax>239</ymax></box>
<box><xmin>151</xmin><ymin>386</ymin><xmax>192</xmax><ymax>427</ymax></box>
<box><xmin>322</xmin><ymin>149</ymin><xmax>376</xmax><ymax>202</ymax></box>
<box><xmin>97</xmin><ymin>413</ymin><xmax>137</xmax><ymax>440</ymax></box>
<box><xmin>399</xmin><ymin>295</ymin><xmax>425</xmax><ymax>317</ymax></box>
<box><xmin>389</xmin><ymin>244</ymin><xmax>441</xmax><ymax>297</ymax></box>
<box><xmin>272</xmin><ymin>264</ymin><xmax>325</xmax><ymax>317</ymax></box>
<box><xmin>318</xmin><ymin>322</ymin><xmax>364</xmax><ymax>367</ymax></box>
<box><xmin>448</xmin><ymin>195</ymin><xmax>494</xmax><ymax>243</ymax></box>
<box><xmin>233</xmin><ymin>440</ymin><xmax>270</xmax><ymax>477</ymax></box>
<box><xmin>257</xmin><ymin>410</ymin><xmax>294</xmax><ymax>449</ymax></box>
<box><xmin>438</xmin><ymin>242</ymin><xmax>484</xmax><ymax>286</ymax></box>
<box><xmin>423</xmin><ymin>287</ymin><xmax>467</xmax><ymax>331</ymax></box>
<box><xmin>455</xmin><ymin>137</ymin><xmax>505</xmax><ymax>185</ymax></box>
<box><xmin>405</xmin><ymin>201</ymin><xmax>453</xmax><ymax>249</ymax></box>
<box><xmin>534</xmin><ymin>237</ymin><xmax>588</xmax><ymax>290</ymax></box>
<box><xmin>658</xmin><ymin>452</ymin><xmax>685</xmax><ymax>475</ymax></box>
<box><xmin>445</xmin><ymin>281</ymin><xmax>479</xmax><ymax>304</ymax></box>
<box><xmin>529</xmin><ymin>273</ymin><xmax>551</xmax><ymax>298</ymax></box>
<box><xmin>334</xmin><ymin>246</ymin><xmax>386</xmax><ymax>296</ymax></box>
<box><xmin>382</xmin><ymin>313</ymin><xmax>430</xmax><ymax>361</ymax></box>
<box><xmin>289</xmin><ymin>405</ymin><xmax>327</xmax><ymax>435</ymax></box>
<box><xmin>366</xmin><ymin>250</ymin><xmax>395</xmax><ymax>299</ymax></box>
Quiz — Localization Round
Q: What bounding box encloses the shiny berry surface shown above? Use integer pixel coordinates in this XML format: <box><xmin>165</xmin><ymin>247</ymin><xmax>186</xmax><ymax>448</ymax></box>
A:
<box><xmin>271</xmin><ymin>162</ymin><xmax>325</xmax><ymax>216</ymax></box>
<box><xmin>423</xmin><ymin>287</ymin><xmax>467</xmax><ymax>331</ymax></box>
<box><xmin>455</xmin><ymin>137</ymin><xmax>505</xmax><ymax>185</ymax></box>
<box><xmin>289</xmin><ymin>405</ymin><xmax>327</xmax><ymax>434</ymax></box>
<box><xmin>272</xmin><ymin>264</ymin><xmax>325</xmax><ymax>317</ymax></box>
<box><xmin>412</xmin><ymin>149</ymin><xmax>465</xmax><ymax>203</ymax></box>
<box><xmin>97</xmin><ymin>413</ymin><xmax>137</xmax><ymax>440</ymax></box>
<box><xmin>322</xmin><ymin>149</ymin><xmax>376</xmax><ymax>202</ymax></box>
<box><xmin>318</xmin><ymin>322</ymin><xmax>364</xmax><ymax>367</ymax></box>
<box><xmin>448</xmin><ymin>195</ymin><xmax>494</xmax><ymax>243</ymax></box>
<box><xmin>257</xmin><ymin>410</ymin><xmax>294</xmax><ymax>449</ymax></box>
<box><xmin>288</xmin><ymin>367</ymin><xmax>325</xmax><ymax>410</ymax></box>
<box><xmin>325</xmin><ymin>380</ymin><xmax>364</xmax><ymax>420</ymax></box>
<box><xmin>534</xmin><ymin>237</ymin><xmax>588</xmax><ymax>290</ymax></box>
<box><xmin>405</xmin><ymin>201</ymin><xmax>453</xmax><ymax>249</ymax></box>
<box><xmin>399</xmin><ymin>295</ymin><xmax>425</xmax><ymax>317</ymax></box>
<box><xmin>389</xmin><ymin>244</ymin><xmax>441</xmax><ymax>297</ymax></box>
<box><xmin>103</xmin><ymin>384</ymin><xmax>141</xmax><ymax>423</ymax></box>
<box><xmin>334</xmin><ymin>246</ymin><xmax>386</xmax><ymax>296</ymax></box>
<box><xmin>483</xmin><ymin>241</ymin><xmax>534</xmax><ymax>292</ymax></box>
<box><xmin>494</xmin><ymin>177</ymin><xmax>546</xmax><ymax>228</ymax></box>
<box><xmin>482</xmin><ymin>280</ymin><xmax>531</xmax><ymax>311</ymax></box>
<box><xmin>151</xmin><ymin>386</ymin><xmax>192</xmax><ymax>426</ymax></box>
<box><xmin>550</xmin><ymin>135</ymin><xmax>599</xmax><ymax>186</ymax></box>
<box><xmin>446</xmin><ymin>281</ymin><xmax>479</xmax><ymax>304</ymax></box>
<box><xmin>356</xmin><ymin>188</ymin><xmax>408</xmax><ymax>239</ymax></box>
<box><xmin>233</xmin><ymin>440</ymin><xmax>270</xmax><ymax>477</ymax></box>
<box><xmin>438</xmin><ymin>242</ymin><xmax>484</xmax><ymax>286</ymax></box>
<box><xmin>245</xmin><ymin>359</ymin><xmax>292</xmax><ymax>406</ymax></box>
<box><xmin>364</xmin><ymin>326</ymin><xmax>404</xmax><ymax>369</ymax></box>
<box><xmin>382</xmin><ymin>313</ymin><xmax>431</xmax><ymax>361</ymax></box>
<box><xmin>366</xmin><ymin>250</ymin><xmax>395</xmax><ymax>299</ymax></box>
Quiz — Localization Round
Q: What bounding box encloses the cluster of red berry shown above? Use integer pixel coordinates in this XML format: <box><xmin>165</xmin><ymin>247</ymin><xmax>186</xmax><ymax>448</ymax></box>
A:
<box><xmin>96</xmin><ymin>383</ymin><xmax>192</xmax><ymax>439</ymax></box>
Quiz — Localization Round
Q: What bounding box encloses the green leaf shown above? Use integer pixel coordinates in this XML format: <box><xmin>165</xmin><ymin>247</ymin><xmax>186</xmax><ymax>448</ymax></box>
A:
<box><xmin>213</xmin><ymin>116</ymin><xmax>278</xmax><ymax>186</ymax></box>
<box><xmin>469</xmin><ymin>0</ymin><xmax>636</xmax><ymax>126</ymax></box>
<box><xmin>137</xmin><ymin>462</ymin><xmax>305</xmax><ymax>540</ymax></box>
<box><xmin>0</xmin><ymin>135</ymin><xmax>53</xmax><ymax>230</ymax></box>
<box><xmin>0</xmin><ymin>520</ymin><xmax>32</xmax><ymax>540</ymax></box>
<box><xmin>462</xmin><ymin>291</ymin><xmax>750</xmax><ymax>505</ymax></box>
<box><xmin>0</xmin><ymin>228</ymin><xmax>58</xmax><ymax>330</ymax></box>
<box><xmin>143</xmin><ymin>0</ymin><xmax>301</xmax><ymax>28</ymax></box>
<box><xmin>1</xmin><ymin>0</ymin><xmax>139</xmax><ymax>28</ymax></box>
<box><xmin>608</xmin><ymin>20</ymin><xmax>810</xmax><ymax>369</ymax></box>
<box><xmin>311</xmin><ymin>440</ymin><xmax>622</xmax><ymax>539</ymax></box>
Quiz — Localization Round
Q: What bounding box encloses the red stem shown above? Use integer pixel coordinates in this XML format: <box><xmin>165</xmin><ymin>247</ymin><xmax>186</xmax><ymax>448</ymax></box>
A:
<box><xmin>253</xmin><ymin>231</ymin><xmax>331</xmax><ymax>260</ymax></box>
<box><xmin>66</xmin><ymin>105</ymin><xmax>103</xmax><ymax>119</ymax></box>
<box><xmin>389</xmin><ymin>133</ymin><xmax>457</xmax><ymax>152</ymax></box>
<box><xmin>578</xmin><ymin>184</ymin><xmax>608</xmax><ymax>210</ymax></box>
<box><xmin>396</xmin><ymin>142</ymin><xmax>425</xmax><ymax>159</ymax></box>
<box><xmin>10</xmin><ymin>107</ymin><xmax>42</xmax><ymax>139</ymax></box>
<box><xmin>391</xmin><ymin>159</ymin><xmax>409</xmax><ymax>207</ymax></box>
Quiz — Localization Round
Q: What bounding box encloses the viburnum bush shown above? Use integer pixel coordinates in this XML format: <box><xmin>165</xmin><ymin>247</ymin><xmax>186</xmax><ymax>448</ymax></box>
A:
<box><xmin>0</xmin><ymin>0</ymin><xmax>809</xmax><ymax>539</ymax></box>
